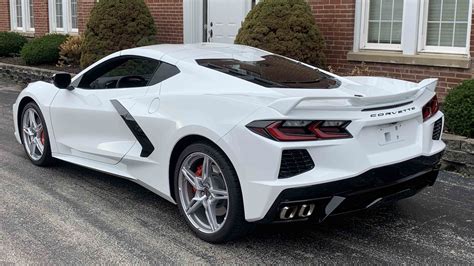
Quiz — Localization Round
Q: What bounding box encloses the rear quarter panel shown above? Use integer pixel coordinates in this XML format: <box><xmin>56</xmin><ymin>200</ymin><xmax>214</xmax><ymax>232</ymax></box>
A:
<box><xmin>121</xmin><ymin>90</ymin><xmax>266</xmax><ymax>203</ymax></box>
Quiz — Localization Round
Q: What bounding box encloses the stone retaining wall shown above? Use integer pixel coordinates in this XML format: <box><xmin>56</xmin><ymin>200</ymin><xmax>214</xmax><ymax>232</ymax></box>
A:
<box><xmin>442</xmin><ymin>134</ymin><xmax>474</xmax><ymax>176</ymax></box>
<box><xmin>0</xmin><ymin>62</ymin><xmax>65</xmax><ymax>85</ymax></box>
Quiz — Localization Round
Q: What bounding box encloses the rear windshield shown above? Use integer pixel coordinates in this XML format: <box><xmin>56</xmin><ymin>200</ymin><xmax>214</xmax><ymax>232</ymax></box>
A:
<box><xmin>196</xmin><ymin>55</ymin><xmax>339</xmax><ymax>89</ymax></box>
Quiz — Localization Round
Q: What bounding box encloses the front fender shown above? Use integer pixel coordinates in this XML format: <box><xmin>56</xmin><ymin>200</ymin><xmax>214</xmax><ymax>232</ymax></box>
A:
<box><xmin>13</xmin><ymin>82</ymin><xmax>59</xmax><ymax>150</ymax></box>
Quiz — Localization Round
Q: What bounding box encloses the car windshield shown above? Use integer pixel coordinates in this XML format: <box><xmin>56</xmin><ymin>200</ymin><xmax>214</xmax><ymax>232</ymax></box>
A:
<box><xmin>196</xmin><ymin>55</ymin><xmax>340</xmax><ymax>89</ymax></box>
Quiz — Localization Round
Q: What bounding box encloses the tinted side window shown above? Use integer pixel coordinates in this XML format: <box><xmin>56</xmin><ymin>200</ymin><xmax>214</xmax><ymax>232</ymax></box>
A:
<box><xmin>148</xmin><ymin>62</ymin><xmax>180</xmax><ymax>86</ymax></box>
<box><xmin>77</xmin><ymin>56</ymin><xmax>160</xmax><ymax>89</ymax></box>
<box><xmin>104</xmin><ymin>58</ymin><xmax>159</xmax><ymax>78</ymax></box>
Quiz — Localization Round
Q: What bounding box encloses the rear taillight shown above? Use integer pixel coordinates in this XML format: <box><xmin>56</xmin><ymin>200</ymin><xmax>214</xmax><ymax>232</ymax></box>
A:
<box><xmin>422</xmin><ymin>95</ymin><xmax>439</xmax><ymax>121</ymax></box>
<box><xmin>246</xmin><ymin>120</ymin><xmax>352</xmax><ymax>141</ymax></box>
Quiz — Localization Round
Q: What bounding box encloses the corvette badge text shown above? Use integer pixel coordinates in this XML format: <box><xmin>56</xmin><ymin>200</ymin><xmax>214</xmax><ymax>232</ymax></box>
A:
<box><xmin>370</xmin><ymin>106</ymin><xmax>416</xmax><ymax>118</ymax></box>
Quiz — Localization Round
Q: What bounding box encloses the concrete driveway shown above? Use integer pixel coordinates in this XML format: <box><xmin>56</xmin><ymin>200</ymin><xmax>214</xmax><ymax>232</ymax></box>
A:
<box><xmin>0</xmin><ymin>79</ymin><xmax>472</xmax><ymax>264</ymax></box>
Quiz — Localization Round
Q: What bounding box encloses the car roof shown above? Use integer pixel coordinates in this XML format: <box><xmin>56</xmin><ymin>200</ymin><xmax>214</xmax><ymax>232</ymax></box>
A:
<box><xmin>129</xmin><ymin>43</ymin><xmax>272</xmax><ymax>64</ymax></box>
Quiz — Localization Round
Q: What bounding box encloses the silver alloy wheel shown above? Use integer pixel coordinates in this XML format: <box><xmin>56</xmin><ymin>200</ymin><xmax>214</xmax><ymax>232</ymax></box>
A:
<box><xmin>178</xmin><ymin>152</ymin><xmax>229</xmax><ymax>234</ymax></box>
<box><xmin>22</xmin><ymin>108</ymin><xmax>45</xmax><ymax>161</ymax></box>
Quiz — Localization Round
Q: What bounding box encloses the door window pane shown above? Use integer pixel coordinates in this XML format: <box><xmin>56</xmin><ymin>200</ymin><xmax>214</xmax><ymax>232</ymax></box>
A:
<box><xmin>367</xmin><ymin>0</ymin><xmax>404</xmax><ymax>45</ymax></box>
<box><xmin>426</xmin><ymin>0</ymin><xmax>470</xmax><ymax>47</ymax></box>
<box><xmin>104</xmin><ymin>58</ymin><xmax>160</xmax><ymax>78</ymax></box>
<box><xmin>79</xmin><ymin>57</ymin><xmax>161</xmax><ymax>89</ymax></box>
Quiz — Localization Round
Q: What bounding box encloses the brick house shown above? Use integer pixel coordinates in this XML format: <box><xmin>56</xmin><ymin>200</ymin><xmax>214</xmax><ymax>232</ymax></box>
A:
<box><xmin>0</xmin><ymin>0</ymin><xmax>472</xmax><ymax>98</ymax></box>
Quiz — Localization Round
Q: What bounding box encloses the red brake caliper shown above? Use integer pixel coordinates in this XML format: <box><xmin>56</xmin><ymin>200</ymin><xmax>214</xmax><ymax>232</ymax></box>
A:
<box><xmin>40</xmin><ymin>130</ymin><xmax>45</xmax><ymax>145</ymax></box>
<box><xmin>193</xmin><ymin>165</ymin><xmax>203</xmax><ymax>193</ymax></box>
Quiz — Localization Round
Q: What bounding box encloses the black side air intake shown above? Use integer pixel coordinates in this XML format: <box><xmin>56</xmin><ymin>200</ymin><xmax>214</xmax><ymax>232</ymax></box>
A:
<box><xmin>110</xmin><ymin>100</ymin><xmax>155</xmax><ymax>157</ymax></box>
<box><xmin>278</xmin><ymin>149</ymin><xmax>315</xmax><ymax>179</ymax></box>
<box><xmin>432</xmin><ymin>118</ymin><xmax>443</xmax><ymax>140</ymax></box>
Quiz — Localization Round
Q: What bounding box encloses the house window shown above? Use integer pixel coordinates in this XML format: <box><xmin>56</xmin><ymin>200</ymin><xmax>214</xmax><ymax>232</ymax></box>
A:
<box><xmin>29</xmin><ymin>0</ymin><xmax>34</xmax><ymax>28</ymax></box>
<box><xmin>356</xmin><ymin>0</ymin><xmax>472</xmax><ymax>55</ymax></box>
<box><xmin>361</xmin><ymin>0</ymin><xmax>404</xmax><ymax>50</ymax></box>
<box><xmin>49</xmin><ymin>0</ymin><xmax>78</xmax><ymax>34</ymax></box>
<box><xmin>422</xmin><ymin>0</ymin><xmax>471</xmax><ymax>53</ymax></box>
<box><xmin>16</xmin><ymin>0</ymin><xmax>22</xmax><ymax>28</ymax></box>
<box><xmin>9</xmin><ymin>0</ymin><xmax>34</xmax><ymax>32</ymax></box>
<box><xmin>55</xmin><ymin>0</ymin><xmax>64</xmax><ymax>29</ymax></box>
<box><xmin>367</xmin><ymin>0</ymin><xmax>404</xmax><ymax>46</ymax></box>
<box><xmin>71</xmin><ymin>0</ymin><xmax>78</xmax><ymax>29</ymax></box>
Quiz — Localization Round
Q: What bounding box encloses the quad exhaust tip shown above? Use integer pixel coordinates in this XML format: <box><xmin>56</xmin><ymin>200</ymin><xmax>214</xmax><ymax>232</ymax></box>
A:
<box><xmin>278</xmin><ymin>196</ymin><xmax>347</xmax><ymax>221</ymax></box>
<box><xmin>279</xmin><ymin>204</ymin><xmax>316</xmax><ymax>220</ymax></box>
<box><xmin>278</xmin><ymin>195</ymin><xmax>389</xmax><ymax>222</ymax></box>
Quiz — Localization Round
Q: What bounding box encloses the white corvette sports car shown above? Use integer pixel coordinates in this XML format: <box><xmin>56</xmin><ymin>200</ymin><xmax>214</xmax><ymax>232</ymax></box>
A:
<box><xmin>13</xmin><ymin>43</ymin><xmax>445</xmax><ymax>243</ymax></box>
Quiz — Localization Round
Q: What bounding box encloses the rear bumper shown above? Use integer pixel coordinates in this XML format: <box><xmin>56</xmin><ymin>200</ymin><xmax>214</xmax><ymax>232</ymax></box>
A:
<box><xmin>219</xmin><ymin>103</ymin><xmax>445</xmax><ymax>222</ymax></box>
<box><xmin>258</xmin><ymin>151</ymin><xmax>443</xmax><ymax>223</ymax></box>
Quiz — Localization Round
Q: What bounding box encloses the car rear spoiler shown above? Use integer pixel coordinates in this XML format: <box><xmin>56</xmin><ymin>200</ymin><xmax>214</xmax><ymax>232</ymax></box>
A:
<box><xmin>268</xmin><ymin>78</ymin><xmax>437</xmax><ymax>115</ymax></box>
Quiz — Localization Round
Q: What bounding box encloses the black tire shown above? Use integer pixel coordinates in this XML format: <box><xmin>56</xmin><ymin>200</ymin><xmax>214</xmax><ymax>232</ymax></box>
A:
<box><xmin>174</xmin><ymin>142</ymin><xmax>254</xmax><ymax>243</ymax></box>
<box><xmin>20</xmin><ymin>102</ymin><xmax>55</xmax><ymax>166</ymax></box>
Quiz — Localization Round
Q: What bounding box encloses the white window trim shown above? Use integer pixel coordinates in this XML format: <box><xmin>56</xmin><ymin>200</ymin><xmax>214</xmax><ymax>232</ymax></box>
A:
<box><xmin>183</xmin><ymin>0</ymin><xmax>204</xmax><ymax>44</ymax></box>
<box><xmin>9</xmin><ymin>0</ymin><xmax>35</xmax><ymax>33</ymax></box>
<box><xmin>418</xmin><ymin>0</ymin><xmax>472</xmax><ymax>55</ymax></box>
<box><xmin>48</xmin><ymin>0</ymin><xmax>79</xmax><ymax>34</ymax></box>
<box><xmin>359</xmin><ymin>0</ymin><xmax>403</xmax><ymax>51</ymax></box>
<box><xmin>354</xmin><ymin>0</ymin><xmax>471</xmax><ymax>56</ymax></box>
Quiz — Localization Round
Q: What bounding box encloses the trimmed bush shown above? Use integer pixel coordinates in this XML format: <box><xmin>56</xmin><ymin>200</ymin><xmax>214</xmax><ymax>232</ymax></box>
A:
<box><xmin>58</xmin><ymin>35</ymin><xmax>83</xmax><ymax>66</ymax></box>
<box><xmin>80</xmin><ymin>0</ymin><xmax>157</xmax><ymax>68</ymax></box>
<box><xmin>21</xmin><ymin>34</ymin><xmax>68</xmax><ymax>65</ymax></box>
<box><xmin>235</xmin><ymin>0</ymin><xmax>326</xmax><ymax>68</ymax></box>
<box><xmin>0</xmin><ymin>32</ymin><xmax>28</xmax><ymax>56</ymax></box>
<box><xmin>443</xmin><ymin>80</ymin><xmax>474</xmax><ymax>138</ymax></box>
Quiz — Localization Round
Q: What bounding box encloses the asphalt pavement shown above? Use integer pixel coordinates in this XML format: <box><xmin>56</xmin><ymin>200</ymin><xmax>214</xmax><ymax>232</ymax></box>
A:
<box><xmin>0</xmin><ymin>79</ymin><xmax>473</xmax><ymax>264</ymax></box>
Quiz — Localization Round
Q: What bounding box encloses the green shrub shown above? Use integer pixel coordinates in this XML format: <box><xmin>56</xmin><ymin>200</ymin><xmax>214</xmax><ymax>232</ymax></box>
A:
<box><xmin>58</xmin><ymin>35</ymin><xmax>83</xmax><ymax>66</ymax></box>
<box><xmin>0</xmin><ymin>32</ymin><xmax>28</xmax><ymax>56</ymax></box>
<box><xmin>80</xmin><ymin>0</ymin><xmax>157</xmax><ymax>68</ymax></box>
<box><xmin>21</xmin><ymin>34</ymin><xmax>68</xmax><ymax>65</ymax></box>
<box><xmin>443</xmin><ymin>79</ymin><xmax>474</xmax><ymax>138</ymax></box>
<box><xmin>235</xmin><ymin>0</ymin><xmax>326</xmax><ymax>68</ymax></box>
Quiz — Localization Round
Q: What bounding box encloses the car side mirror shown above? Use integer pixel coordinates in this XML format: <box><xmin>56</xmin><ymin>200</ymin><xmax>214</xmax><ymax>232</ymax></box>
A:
<box><xmin>52</xmin><ymin>73</ymin><xmax>73</xmax><ymax>90</ymax></box>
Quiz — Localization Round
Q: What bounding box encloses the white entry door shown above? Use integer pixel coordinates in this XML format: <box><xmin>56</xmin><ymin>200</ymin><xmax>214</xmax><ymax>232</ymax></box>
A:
<box><xmin>207</xmin><ymin>0</ymin><xmax>251</xmax><ymax>43</ymax></box>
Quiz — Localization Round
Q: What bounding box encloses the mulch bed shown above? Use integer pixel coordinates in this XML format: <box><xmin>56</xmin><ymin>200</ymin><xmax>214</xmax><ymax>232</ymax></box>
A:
<box><xmin>0</xmin><ymin>57</ymin><xmax>81</xmax><ymax>74</ymax></box>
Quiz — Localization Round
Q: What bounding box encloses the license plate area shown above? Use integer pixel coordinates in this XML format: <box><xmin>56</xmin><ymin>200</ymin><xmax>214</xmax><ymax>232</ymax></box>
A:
<box><xmin>378</xmin><ymin>122</ymin><xmax>405</xmax><ymax>146</ymax></box>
